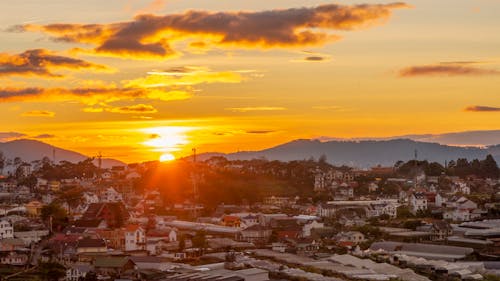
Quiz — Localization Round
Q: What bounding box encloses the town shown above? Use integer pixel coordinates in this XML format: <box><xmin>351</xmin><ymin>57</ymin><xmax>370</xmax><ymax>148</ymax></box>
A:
<box><xmin>0</xmin><ymin>151</ymin><xmax>498</xmax><ymax>281</ymax></box>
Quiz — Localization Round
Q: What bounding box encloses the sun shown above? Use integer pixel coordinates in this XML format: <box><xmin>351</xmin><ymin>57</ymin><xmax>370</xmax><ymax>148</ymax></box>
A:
<box><xmin>159</xmin><ymin>153</ymin><xmax>176</xmax><ymax>162</ymax></box>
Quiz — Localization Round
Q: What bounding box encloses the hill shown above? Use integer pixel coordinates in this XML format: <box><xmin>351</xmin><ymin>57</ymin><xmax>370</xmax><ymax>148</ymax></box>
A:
<box><xmin>0</xmin><ymin>139</ymin><xmax>125</xmax><ymax>168</ymax></box>
<box><xmin>199</xmin><ymin>139</ymin><xmax>500</xmax><ymax>168</ymax></box>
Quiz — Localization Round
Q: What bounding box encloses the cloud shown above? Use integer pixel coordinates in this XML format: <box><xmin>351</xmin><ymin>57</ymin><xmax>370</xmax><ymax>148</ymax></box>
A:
<box><xmin>0</xmin><ymin>86</ymin><xmax>191</xmax><ymax>105</ymax></box>
<box><xmin>33</xmin><ymin>134</ymin><xmax>55</xmax><ymax>139</ymax></box>
<box><xmin>16</xmin><ymin>2</ymin><xmax>409</xmax><ymax>59</ymax></box>
<box><xmin>135</xmin><ymin>0</ymin><xmax>167</xmax><ymax>16</ymax></box>
<box><xmin>127</xmin><ymin>67</ymin><xmax>244</xmax><ymax>87</ymax></box>
<box><xmin>84</xmin><ymin>104</ymin><xmax>158</xmax><ymax>114</ymax></box>
<box><xmin>0</xmin><ymin>49</ymin><xmax>109</xmax><ymax>77</ymax></box>
<box><xmin>246</xmin><ymin>130</ymin><xmax>276</xmax><ymax>134</ymax></box>
<box><xmin>227</xmin><ymin>106</ymin><xmax>287</xmax><ymax>112</ymax></box>
<box><xmin>0</xmin><ymin>132</ymin><xmax>26</xmax><ymax>142</ymax></box>
<box><xmin>21</xmin><ymin>110</ymin><xmax>55</xmax><ymax>117</ymax></box>
<box><xmin>0</xmin><ymin>65</ymin><xmax>250</xmax><ymax>107</ymax></box>
<box><xmin>399</xmin><ymin>62</ymin><xmax>500</xmax><ymax>77</ymax></box>
<box><xmin>464</xmin><ymin>105</ymin><xmax>500</xmax><ymax>112</ymax></box>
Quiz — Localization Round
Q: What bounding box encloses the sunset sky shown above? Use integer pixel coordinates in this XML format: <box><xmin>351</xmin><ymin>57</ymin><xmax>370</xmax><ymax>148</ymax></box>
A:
<box><xmin>1</xmin><ymin>0</ymin><xmax>499</xmax><ymax>163</ymax></box>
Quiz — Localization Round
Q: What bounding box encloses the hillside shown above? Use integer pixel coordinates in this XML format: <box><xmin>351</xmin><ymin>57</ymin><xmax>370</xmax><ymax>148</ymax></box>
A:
<box><xmin>0</xmin><ymin>139</ymin><xmax>125</xmax><ymax>168</ymax></box>
<box><xmin>199</xmin><ymin>139</ymin><xmax>500</xmax><ymax>167</ymax></box>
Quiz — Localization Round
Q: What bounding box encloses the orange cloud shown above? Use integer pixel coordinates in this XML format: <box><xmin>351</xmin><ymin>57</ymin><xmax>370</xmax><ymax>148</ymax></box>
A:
<box><xmin>399</xmin><ymin>62</ymin><xmax>500</xmax><ymax>77</ymax></box>
<box><xmin>21</xmin><ymin>110</ymin><xmax>55</xmax><ymax>117</ymax></box>
<box><xmin>0</xmin><ymin>49</ymin><xmax>109</xmax><ymax>77</ymax></box>
<box><xmin>16</xmin><ymin>3</ymin><xmax>409</xmax><ymax>59</ymax></box>
<box><xmin>85</xmin><ymin>104</ymin><xmax>158</xmax><ymax>114</ymax></box>
<box><xmin>0</xmin><ymin>86</ymin><xmax>190</xmax><ymax>105</ymax></box>
<box><xmin>227</xmin><ymin>106</ymin><xmax>286</xmax><ymax>112</ymax></box>
<box><xmin>464</xmin><ymin>105</ymin><xmax>500</xmax><ymax>112</ymax></box>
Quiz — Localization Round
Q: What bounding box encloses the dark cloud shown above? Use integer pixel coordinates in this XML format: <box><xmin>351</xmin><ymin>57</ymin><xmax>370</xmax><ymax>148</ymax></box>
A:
<box><xmin>21</xmin><ymin>110</ymin><xmax>55</xmax><ymax>117</ymax></box>
<box><xmin>0</xmin><ymin>49</ymin><xmax>108</xmax><ymax>77</ymax></box>
<box><xmin>18</xmin><ymin>2</ymin><xmax>409</xmax><ymax>59</ymax></box>
<box><xmin>0</xmin><ymin>132</ymin><xmax>26</xmax><ymax>142</ymax></box>
<box><xmin>246</xmin><ymin>130</ymin><xmax>276</xmax><ymax>134</ymax></box>
<box><xmin>33</xmin><ymin>134</ymin><xmax>55</xmax><ymax>139</ymax></box>
<box><xmin>464</xmin><ymin>105</ymin><xmax>500</xmax><ymax>112</ymax></box>
<box><xmin>304</xmin><ymin>56</ymin><xmax>327</xmax><ymax>61</ymax></box>
<box><xmin>399</xmin><ymin>63</ymin><xmax>500</xmax><ymax>77</ymax></box>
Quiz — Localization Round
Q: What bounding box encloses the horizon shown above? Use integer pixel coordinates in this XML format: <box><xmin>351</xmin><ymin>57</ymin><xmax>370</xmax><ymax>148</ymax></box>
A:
<box><xmin>1</xmin><ymin>131</ymin><xmax>500</xmax><ymax>165</ymax></box>
<box><xmin>1</xmin><ymin>0</ymin><xmax>500</xmax><ymax>163</ymax></box>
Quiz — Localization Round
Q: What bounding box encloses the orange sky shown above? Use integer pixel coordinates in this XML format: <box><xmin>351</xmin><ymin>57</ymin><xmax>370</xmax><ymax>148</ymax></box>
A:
<box><xmin>1</xmin><ymin>0</ymin><xmax>499</xmax><ymax>163</ymax></box>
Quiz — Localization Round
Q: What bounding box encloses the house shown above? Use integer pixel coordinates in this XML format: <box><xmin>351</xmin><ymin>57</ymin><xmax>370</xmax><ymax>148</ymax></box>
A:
<box><xmin>0</xmin><ymin>252</ymin><xmax>28</xmax><ymax>266</ymax></box>
<box><xmin>0</xmin><ymin>238</ymin><xmax>26</xmax><ymax>252</ymax></box>
<box><xmin>241</xmin><ymin>214</ymin><xmax>259</xmax><ymax>228</ymax></box>
<box><xmin>101</xmin><ymin>187</ymin><xmax>123</xmax><ymax>203</ymax></box>
<box><xmin>25</xmin><ymin>200</ymin><xmax>43</xmax><ymax>217</ymax></box>
<box><xmin>443</xmin><ymin>197</ymin><xmax>478</xmax><ymax>222</ymax></box>
<box><xmin>271</xmin><ymin>242</ymin><xmax>287</xmax><ymax>253</ymax></box>
<box><xmin>95</xmin><ymin>228</ymin><xmax>125</xmax><ymax>250</ymax></box>
<box><xmin>239</xmin><ymin>225</ymin><xmax>272</xmax><ymax>244</ymax></box>
<box><xmin>409</xmin><ymin>192</ymin><xmax>428</xmax><ymax>215</ymax></box>
<box><xmin>0</xmin><ymin>220</ymin><xmax>14</xmax><ymax>239</ymax></box>
<box><xmin>14</xmin><ymin>230</ymin><xmax>49</xmax><ymax>246</ymax></box>
<box><xmin>221</xmin><ymin>215</ymin><xmax>241</xmax><ymax>228</ymax></box>
<box><xmin>431</xmin><ymin>221</ymin><xmax>453</xmax><ymax>241</ymax></box>
<box><xmin>335</xmin><ymin>231</ymin><xmax>365</xmax><ymax>246</ymax></box>
<box><xmin>66</xmin><ymin>264</ymin><xmax>92</xmax><ymax>281</ymax></box>
<box><xmin>302</xmin><ymin>221</ymin><xmax>324</xmax><ymax>237</ymax></box>
<box><xmin>76</xmin><ymin>237</ymin><xmax>107</xmax><ymax>254</ymax></box>
<box><xmin>80</xmin><ymin>202</ymin><xmax>129</xmax><ymax>228</ymax></box>
<box><xmin>94</xmin><ymin>256</ymin><xmax>136</xmax><ymax>276</ymax></box>
<box><xmin>368</xmin><ymin>182</ymin><xmax>379</xmax><ymax>192</ymax></box>
<box><xmin>263</xmin><ymin>196</ymin><xmax>297</xmax><ymax>207</ymax></box>
<box><xmin>125</xmin><ymin>224</ymin><xmax>146</xmax><ymax>251</ymax></box>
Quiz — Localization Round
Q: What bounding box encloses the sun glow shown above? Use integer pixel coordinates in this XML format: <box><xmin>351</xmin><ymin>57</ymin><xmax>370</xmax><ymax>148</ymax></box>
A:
<box><xmin>159</xmin><ymin>153</ymin><xmax>176</xmax><ymax>162</ymax></box>
<box><xmin>141</xmin><ymin>126</ymin><xmax>194</xmax><ymax>159</ymax></box>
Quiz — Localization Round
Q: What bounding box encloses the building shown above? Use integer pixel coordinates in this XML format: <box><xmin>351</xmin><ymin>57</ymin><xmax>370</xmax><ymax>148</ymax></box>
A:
<box><xmin>239</xmin><ymin>225</ymin><xmax>272</xmax><ymax>244</ymax></box>
<box><xmin>25</xmin><ymin>200</ymin><xmax>43</xmax><ymax>217</ymax></box>
<box><xmin>0</xmin><ymin>220</ymin><xmax>14</xmax><ymax>239</ymax></box>
<box><xmin>335</xmin><ymin>231</ymin><xmax>365</xmax><ymax>246</ymax></box>
<box><xmin>409</xmin><ymin>192</ymin><xmax>427</xmax><ymax>215</ymax></box>
<box><xmin>66</xmin><ymin>264</ymin><xmax>92</xmax><ymax>281</ymax></box>
<box><xmin>125</xmin><ymin>224</ymin><xmax>146</xmax><ymax>251</ymax></box>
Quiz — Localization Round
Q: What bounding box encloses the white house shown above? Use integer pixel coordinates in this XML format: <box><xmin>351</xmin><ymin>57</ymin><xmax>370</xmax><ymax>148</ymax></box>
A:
<box><xmin>0</xmin><ymin>220</ymin><xmax>14</xmax><ymax>239</ymax></box>
<box><xmin>66</xmin><ymin>264</ymin><xmax>92</xmax><ymax>281</ymax></box>
<box><xmin>125</xmin><ymin>224</ymin><xmax>146</xmax><ymax>251</ymax></box>
<box><xmin>101</xmin><ymin>187</ymin><xmax>123</xmax><ymax>203</ymax></box>
<box><xmin>409</xmin><ymin>193</ymin><xmax>428</xmax><ymax>215</ymax></box>
<box><xmin>302</xmin><ymin>221</ymin><xmax>324</xmax><ymax>237</ymax></box>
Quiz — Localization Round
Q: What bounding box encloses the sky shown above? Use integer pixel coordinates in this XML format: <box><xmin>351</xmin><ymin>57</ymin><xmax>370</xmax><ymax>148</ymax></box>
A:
<box><xmin>0</xmin><ymin>0</ymin><xmax>499</xmax><ymax>163</ymax></box>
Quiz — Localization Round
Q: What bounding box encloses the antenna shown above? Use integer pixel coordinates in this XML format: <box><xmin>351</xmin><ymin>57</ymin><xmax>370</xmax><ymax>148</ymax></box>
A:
<box><xmin>97</xmin><ymin>151</ymin><xmax>102</xmax><ymax>171</ymax></box>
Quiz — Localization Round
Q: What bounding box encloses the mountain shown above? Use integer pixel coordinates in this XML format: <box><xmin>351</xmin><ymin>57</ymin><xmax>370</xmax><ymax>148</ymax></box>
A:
<box><xmin>199</xmin><ymin>139</ymin><xmax>500</xmax><ymax>168</ymax></box>
<box><xmin>315</xmin><ymin>130</ymin><xmax>500</xmax><ymax>147</ymax></box>
<box><xmin>0</xmin><ymin>139</ymin><xmax>125</xmax><ymax>168</ymax></box>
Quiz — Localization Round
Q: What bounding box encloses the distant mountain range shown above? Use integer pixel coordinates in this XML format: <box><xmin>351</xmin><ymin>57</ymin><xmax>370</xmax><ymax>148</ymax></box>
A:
<box><xmin>314</xmin><ymin>130</ymin><xmax>500</xmax><ymax>147</ymax></box>
<box><xmin>1</xmin><ymin>137</ymin><xmax>499</xmax><ymax>169</ymax></box>
<box><xmin>0</xmin><ymin>139</ymin><xmax>125</xmax><ymax>168</ymax></box>
<box><xmin>198</xmin><ymin>139</ymin><xmax>500</xmax><ymax>168</ymax></box>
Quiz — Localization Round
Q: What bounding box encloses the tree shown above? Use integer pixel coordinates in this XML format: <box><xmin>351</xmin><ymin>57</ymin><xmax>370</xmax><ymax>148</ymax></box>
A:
<box><xmin>81</xmin><ymin>271</ymin><xmax>98</xmax><ymax>281</ymax></box>
<box><xmin>38</xmin><ymin>261</ymin><xmax>66</xmax><ymax>281</ymax></box>
<box><xmin>41</xmin><ymin>203</ymin><xmax>68</xmax><ymax>232</ymax></box>
<box><xmin>0</xmin><ymin>151</ymin><xmax>5</xmax><ymax>174</ymax></box>
<box><xmin>480</xmin><ymin>154</ymin><xmax>500</xmax><ymax>179</ymax></box>
<box><xmin>192</xmin><ymin>230</ymin><xmax>207</xmax><ymax>249</ymax></box>
<box><xmin>178</xmin><ymin>235</ymin><xmax>186</xmax><ymax>251</ymax></box>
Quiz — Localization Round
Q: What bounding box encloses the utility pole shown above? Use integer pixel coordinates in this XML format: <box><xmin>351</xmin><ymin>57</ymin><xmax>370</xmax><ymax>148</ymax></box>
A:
<box><xmin>191</xmin><ymin>148</ymin><xmax>198</xmax><ymax>218</ymax></box>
